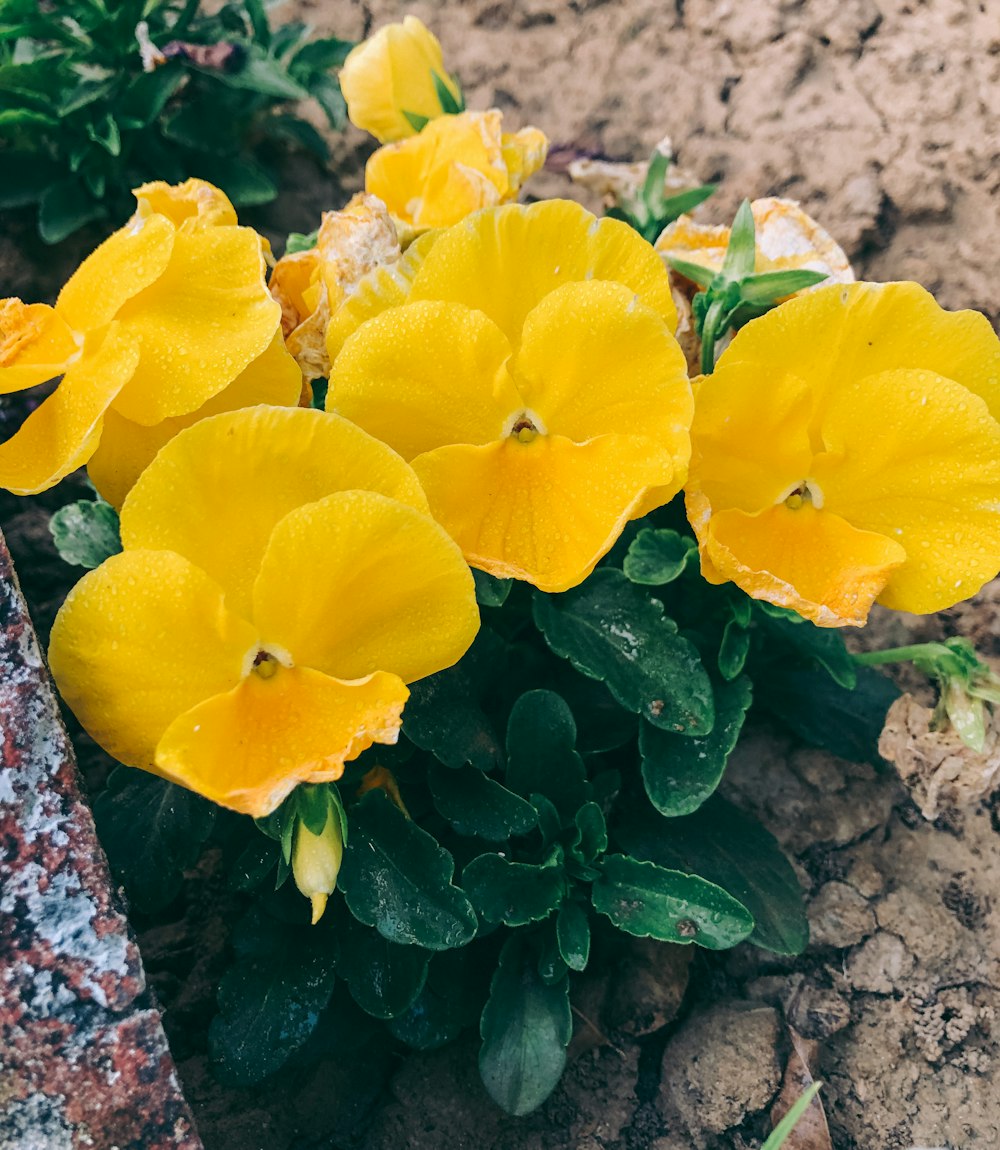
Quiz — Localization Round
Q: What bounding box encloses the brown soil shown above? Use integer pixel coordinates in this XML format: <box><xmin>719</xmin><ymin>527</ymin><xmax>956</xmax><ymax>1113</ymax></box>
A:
<box><xmin>2</xmin><ymin>0</ymin><xmax>999</xmax><ymax>1147</ymax></box>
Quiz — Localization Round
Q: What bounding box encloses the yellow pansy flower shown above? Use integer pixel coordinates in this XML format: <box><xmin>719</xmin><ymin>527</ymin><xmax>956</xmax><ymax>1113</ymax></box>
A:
<box><xmin>0</xmin><ymin>179</ymin><xmax>291</xmax><ymax>498</ymax></box>
<box><xmin>328</xmin><ymin>200</ymin><xmax>692</xmax><ymax>593</ymax></box>
<box><xmin>270</xmin><ymin>193</ymin><xmax>402</xmax><ymax>382</ymax></box>
<box><xmin>365</xmin><ymin>110</ymin><xmax>548</xmax><ymax>234</ymax></box>
<box><xmin>49</xmin><ymin>407</ymin><xmax>480</xmax><ymax>818</ymax></box>
<box><xmin>686</xmin><ymin>281</ymin><xmax>1000</xmax><ymax>627</ymax></box>
<box><xmin>339</xmin><ymin>15</ymin><xmax>462</xmax><ymax>143</ymax></box>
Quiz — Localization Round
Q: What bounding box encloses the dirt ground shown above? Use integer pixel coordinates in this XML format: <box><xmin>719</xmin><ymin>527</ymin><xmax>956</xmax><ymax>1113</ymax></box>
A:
<box><xmin>2</xmin><ymin>0</ymin><xmax>1000</xmax><ymax>1147</ymax></box>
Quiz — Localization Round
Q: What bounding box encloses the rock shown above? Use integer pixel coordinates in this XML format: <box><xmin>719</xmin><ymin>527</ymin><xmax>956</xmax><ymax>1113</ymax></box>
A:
<box><xmin>808</xmin><ymin>881</ymin><xmax>877</xmax><ymax>948</ymax></box>
<box><xmin>846</xmin><ymin>933</ymin><xmax>917</xmax><ymax>994</ymax></box>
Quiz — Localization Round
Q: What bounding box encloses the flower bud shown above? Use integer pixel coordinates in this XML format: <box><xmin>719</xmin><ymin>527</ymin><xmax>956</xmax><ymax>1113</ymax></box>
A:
<box><xmin>339</xmin><ymin>16</ymin><xmax>461</xmax><ymax>143</ymax></box>
<box><xmin>292</xmin><ymin>813</ymin><xmax>344</xmax><ymax>924</ymax></box>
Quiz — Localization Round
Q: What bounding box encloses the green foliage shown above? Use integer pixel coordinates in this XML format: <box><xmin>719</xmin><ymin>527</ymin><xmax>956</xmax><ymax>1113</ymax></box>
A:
<box><xmin>0</xmin><ymin>1</ymin><xmax>353</xmax><ymax>241</ymax></box>
<box><xmin>604</xmin><ymin>145</ymin><xmax>716</xmax><ymax>244</ymax></box>
<box><xmin>49</xmin><ymin>497</ymin><xmax>121</xmax><ymax>567</ymax></box>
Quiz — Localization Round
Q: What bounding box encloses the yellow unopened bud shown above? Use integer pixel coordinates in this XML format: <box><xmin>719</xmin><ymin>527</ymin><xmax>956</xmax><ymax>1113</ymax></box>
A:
<box><xmin>293</xmin><ymin>816</ymin><xmax>344</xmax><ymax>924</ymax></box>
<box><xmin>339</xmin><ymin>15</ymin><xmax>461</xmax><ymax>143</ymax></box>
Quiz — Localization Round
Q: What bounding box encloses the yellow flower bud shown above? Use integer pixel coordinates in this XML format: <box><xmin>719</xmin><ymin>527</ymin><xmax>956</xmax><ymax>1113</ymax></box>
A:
<box><xmin>339</xmin><ymin>15</ymin><xmax>461</xmax><ymax>143</ymax></box>
<box><xmin>293</xmin><ymin>814</ymin><xmax>344</xmax><ymax>925</ymax></box>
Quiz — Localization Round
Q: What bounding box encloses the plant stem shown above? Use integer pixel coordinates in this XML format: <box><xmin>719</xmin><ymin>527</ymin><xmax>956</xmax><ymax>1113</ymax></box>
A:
<box><xmin>852</xmin><ymin>642</ymin><xmax>950</xmax><ymax>667</ymax></box>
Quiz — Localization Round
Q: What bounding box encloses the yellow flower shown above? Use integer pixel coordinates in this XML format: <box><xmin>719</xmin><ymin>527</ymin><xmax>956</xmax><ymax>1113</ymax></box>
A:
<box><xmin>48</xmin><ymin>406</ymin><xmax>480</xmax><ymax>817</ymax></box>
<box><xmin>656</xmin><ymin>197</ymin><xmax>854</xmax><ymax>291</ymax></box>
<box><xmin>292</xmin><ymin>794</ymin><xmax>345</xmax><ymax>925</ymax></box>
<box><xmin>365</xmin><ymin>110</ymin><xmax>548</xmax><ymax>233</ymax></box>
<box><xmin>685</xmin><ymin>281</ymin><xmax>1000</xmax><ymax>627</ymax></box>
<box><xmin>328</xmin><ymin>200</ymin><xmax>692</xmax><ymax>593</ymax></box>
<box><xmin>339</xmin><ymin>15</ymin><xmax>462</xmax><ymax>143</ymax></box>
<box><xmin>270</xmin><ymin>193</ymin><xmax>402</xmax><ymax>381</ymax></box>
<box><xmin>0</xmin><ymin>179</ymin><xmax>292</xmax><ymax>498</ymax></box>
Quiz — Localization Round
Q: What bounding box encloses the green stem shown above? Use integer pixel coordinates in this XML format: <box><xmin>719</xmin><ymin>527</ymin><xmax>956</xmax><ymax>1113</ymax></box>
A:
<box><xmin>699</xmin><ymin>296</ymin><xmax>729</xmax><ymax>374</ymax></box>
<box><xmin>852</xmin><ymin>642</ymin><xmax>951</xmax><ymax>667</ymax></box>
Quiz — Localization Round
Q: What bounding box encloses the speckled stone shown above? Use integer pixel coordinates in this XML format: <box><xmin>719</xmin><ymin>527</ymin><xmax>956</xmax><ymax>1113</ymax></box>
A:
<box><xmin>0</xmin><ymin>530</ymin><xmax>202</xmax><ymax>1150</ymax></box>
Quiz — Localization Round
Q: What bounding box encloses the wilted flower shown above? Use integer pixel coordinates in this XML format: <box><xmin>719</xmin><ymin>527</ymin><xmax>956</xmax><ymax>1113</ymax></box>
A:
<box><xmin>0</xmin><ymin>179</ymin><xmax>290</xmax><ymax>498</ymax></box>
<box><xmin>328</xmin><ymin>200</ymin><xmax>692</xmax><ymax>593</ymax></box>
<box><xmin>686</xmin><ymin>281</ymin><xmax>1000</xmax><ymax>626</ymax></box>
<box><xmin>339</xmin><ymin>15</ymin><xmax>462</xmax><ymax>143</ymax></box>
<box><xmin>49</xmin><ymin>407</ymin><xmax>479</xmax><ymax>817</ymax></box>
<box><xmin>365</xmin><ymin>109</ymin><xmax>548</xmax><ymax>235</ymax></box>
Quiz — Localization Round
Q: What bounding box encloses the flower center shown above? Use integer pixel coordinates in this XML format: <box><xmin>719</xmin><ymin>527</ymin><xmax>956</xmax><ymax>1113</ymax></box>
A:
<box><xmin>782</xmin><ymin>479</ymin><xmax>824</xmax><ymax>510</ymax></box>
<box><xmin>505</xmin><ymin>409</ymin><xmax>546</xmax><ymax>445</ymax></box>
<box><xmin>248</xmin><ymin>645</ymin><xmax>293</xmax><ymax>679</ymax></box>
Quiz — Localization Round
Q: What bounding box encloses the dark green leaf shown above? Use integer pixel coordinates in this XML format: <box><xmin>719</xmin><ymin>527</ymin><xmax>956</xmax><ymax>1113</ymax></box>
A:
<box><xmin>463</xmin><ymin>854</ymin><xmax>565</xmax><ymax>926</ymax></box>
<box><xmin>592</xmin><ymin>855</ymin><xmax>754</xmax><ymax>950</ymax></box>
<box><xmin>162</xmin><ymin>101</ymin><xmax>237</xmax><ymax>153</ymax></box>
<box><xmin>389</xmin><ymin>948</ymin><xmax>484</xmax><ymax>1050</ymax></box>
<box><xmin>756</xmin><ymin>664</ymin><xmax>898</xmax><ymax>765</ymax></box>
<box><xmin>38</xmin><ymin>176</ymin><xmax>104</xmax><ymax>243</ymax></box>
<box><xmin>432</xmin><ymin>70</ymin><xmax>463</xmax><ymax>114</ymax></box>
<box><xmin>199</xmin><ymin>155</ymin><xmax>278</xmax><ymax>206</ymax></box>
<box><xmin>49</xmin><ymin>499</ymin><xmax>121</xmax><ymax>568</ymax></box>
<box><xmin>217</xmin><ymin>53</ymin><xmax>311</xmax><ymax>100</ymax></box>
<box><xmin>754</xmin><ymin>605</ymin><xmax>857</xmax><ymax>689</ymax></box>
<box><xmin>0</xmin><ymin>107</ymin><xmax>57</xmax><ymax>130</ymax></box>
<box><xmin>60</xmin><ymin>76</ymin><xmax>116</xmax><ymax>117</ymax></box>
<box><xmin>339</xmin><ymin>791</ymin><xmax>477</xmax><ymax>950</ymax></box>
<box><xmin>290</xmin><ymin>36</ymin><xmax>354</xmax><ymax>73</ymax></box>
<box><xmin>547</xmin><ymin>662</ymin><xmax>637</xmax><ymax>753</ymax></box>
<box><xmin>534</xmin><ymin>569</ymin><xmax>714</xmax><ymax>734</ymax></box>
<box><xmin>92</xmin><ymin>768</ymin><xmax>214</xmax><ymax>913</ymax></box>
<box><xmin>337</xmin><ymin>916</ymin><xmax>429</xmax><ymax>1020</ymax></box>
<box><xmin>310</xmin><ymin>71</ymin><xmax>346</xmax><ymax>129</ymax></box>
<box><xmin>402</xmin><ymin>108</ymin><xmax>430</xmax><ymax>133</ymax></box>
<box><xmin>615</xmin><ymin>796</ymin><xmax>808</xmax><ymax>955</ymax></box>
<box><xmin>506</xmin><ymin>690</ymin><xmax>589</xmax><ymax>822</ymax></box>
<box><xmin>404</xmin><ymin>628</ymin><xmax>505</xmax><ymax>770</ymax></box>
<box><xmin>474</xmin><ymin>569</ymin><xmax>512</xmax><ymax>607</ymax></box>
<box><xmin>118</xmin><ymin>64</ymin><xmax>184</xmax><ymax>129</ymax></box>
<box><xmin>428</xmin><ymin>761</ymin><xmax>537</xmax><ymax>842</ymax></box>
<box><xmin>640</xmin><ymin>675</ymin><xmax>752</xmax><ymax>817</ymax></box>
<box><xmin>623</xmin><ymin>527</ymin><xmax>696</xmax><ymax>585</ymax></box>
<box><xmin>261</xmin><ymin>112</ymin><xmax>328</xmax><ymax>158</ymax></box>
<box><xmin>570</xmin><ymin>802</ymin><xmax>607</xmax><ymax>863</ymax></box>
<box><xmin>0</xmin><ymin>156</ymin><xmax>58</xmax><ymax>207</ymax></box>
<box><xmin>209</xmin><ymin>907</ymin><xmax>336</xmax><ymax>1084</ymax></box>
<box><xmin>718</xmin><ymin>618</ymin><xmax>751</xmax><ymax>680</ymax></box>
<box><xmin>556</xmin><ymin>902</ymin><xmax>590</xmax><ymax>971</ymax></box>
<box><xmin>243</xmin><ymin>0</ymin><xmax>270</xmax><ymax>47</ymax></box>
<box><xmin>85</xmin><ymin>111</ymin><xmax>120</xmax><ymax>156</ymax></box>
<box><xmin>479</xmin><ymin>937</ymin><xmax>571</xmax><ymax>1116</ymax></box>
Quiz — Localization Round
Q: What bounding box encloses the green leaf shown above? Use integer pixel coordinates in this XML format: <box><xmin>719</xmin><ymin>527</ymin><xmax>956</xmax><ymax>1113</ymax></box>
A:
<box><xmin>615</xmin><ymin>796</ymin><xmax>808</xmax><ymax>955</ymax></box>
<box><xmin>533</xmin><ymin>569</ymin><xmax>714</xmax><ymax>734</ymax></box>
<box><xmin>402</xmin><ymin>108</ymin><xmax>430</xmax><ymax>133</ymax></box>
<box><xmin>404</xmin><ymin>628</ymin><xmax>505</xmax><ymax>770</ymax></box>
<box><xmin>570</xmin><ymin>802</ymin><xmax>607</xmax><ymax>863</ymax></box>
<box><xmin>756</xmin><ymin>664</ymin><xmax>898</xmax><ymax>765</ymax></box>
<box><xmin>0</xmin><ymin>107</ymin><xmax>58</xmax><ymax>130</ymax></box>
<box><xmin>38</xmin><ymin>176</ymin><xmax>104</xmax><ymax>243</ymax></box>
<box><xmin>285</xmin><ymin>227</ymin><xmax>318</xmax><ymax>254</ymax></box>
<box><xmin>547</xmin><ymin>662</ymin><xmax>637</xmax><ymax>753</ymax></box>
<box><xmin>243</xmin><ymin>0</ymin><xmax>270</xmax><ymax>47</ymax></box>
<box><xmin>389</xmin><ymin>948</ymin><xmax>484</xmax><ymax>1050</ymax></box>
<box><xmin>640</xmin><ymin>146</ymin><xmax>671</xmax><ymax>217</ymax></box>
<box><xmin>463</xmin><ymin>854</ymin><xmax>565</xmax><ymax>926</ymax></box>
<box><xmin>337</xmin><ymin>916</ymin><xmax>429</xmax><ymax>1020</ymax></box>
<box><xmin>592</xmin><ymin>855</ymin><xmax>754</xmax><ymax>950</ymax></box>
<box><xmin>722</xmin><ymin>198</ymin><xmax>756</xmax><ymax>279</ymax></box>
<box><xmin>666</xmin><ymin>255</ymin><xmax>717</xmax><ymax>289</ymax></box>
<box><xmin>290</xmin><ymin>36</ymin><xmax>354</xmax><ymax>73</ymax></box>
<box><xmin>740</xmin><ymin>268</ymin><xmax>827</xmax><ymax>305</ymax></box>
<box><xmin>216</xmin><ymin>53</ymin><xmax>311</xmax><ymax>100</ymax></box>
<box><xmin>505</xmin><ymin>690</ymin><xmax>589</xmax><ymax>822</ymax></box>
<box><xmin>754</xmin><ymin>605</ymin><xmax>857</xmax><ymax>689</ymax></box>
<box><xmin>479</xmin><ymin>937</ymin><xmax>572</xmax><ymax>1116</ymax></box>
<box><xmin>432</xmin><ymin>69</ymin><xmax>463</xmax><ymax>114</ymax></box>
<box><xmin>198</xmin><ymin>155</ymin><xmax>278</xmax><ymax>206</ymax></box>
<box><xmin>49</xmin><ymin>499</ymin><xmax>121</xmax><ymax>568</ymax></box>
<box><xmin>162</xmin><ymin>100</ymin><xmax>237</xmax><ymax>153</ymax></box>
<box><xmin>92</xmin><ymin>768</ymin><xmax>215</xmax><ymax>914</ymax></box>
<box><xmin>428</xmin><ymin>761</ymin><xmax>537</xmax><ymax>842</ymax></box>
<box><xmin>339</xmin><ymin>791</ymin><xmax>477</xmax><ymax>950</ymax></box>
<box><xmin>654</xmin><ymin>183</ymin><xmax>717</xmax><ymax>225</ymax></box>
<box><xmin>310</xmin><ymin>71</ymin><xmax>346</xmax><ymax>129</ymax></box>
<box><xmin>762</xmin><ymin>1082</ymin><xmax>824</xmax><ymax>1150</ymax></box>
<box><xmin>556</xmin><ymin>902</ymin><xmax>590</xmax><ymax>970</ymax></box>
<box><xmin>0</xmin><ymin>156</ymin><xmax>58</xmax><ymax>207</ymax></box>
<box><xmin>261</xmin><ymin>111</ymin><xmax>329</xmax><ymax>158</ymax></box>
<box><xmin>85</xmin><ymin>111</ymin><xmax>120</xmax><ymax>156</ymax></box>
<box><xmin>640</xmin><ymin>675</ymin><xmax>752</xmax><ymax>817</ymax></box>
<box><xmin>60</xmin><ymin>76</ymin><xmax>116</xmax><ymax>117</ymax></box>
<box><xmin>473</xmin><ymin>569</ymin><xmax>512</xmax><ymax>607</ymax></box>
<box><xmin>623</xmin><ymin>527</ymin><xmax>696</xmax><ymax>585</ymax></box>
<box><xmin>209</xmin><ymin>907</ymin><xmax>337</xmax><ymax>1085</ymax></box>
<box><xmin>118</xmin><ymin>63</ymin><xmax>184</xmax><ymax>129</ymax></box>
<box><xmin>718</xmin><ymin>617</ymin><xmax>751</xmax><ymax>680</ymax></box>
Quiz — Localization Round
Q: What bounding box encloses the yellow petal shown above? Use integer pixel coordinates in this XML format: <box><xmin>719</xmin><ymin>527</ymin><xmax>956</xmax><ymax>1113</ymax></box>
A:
<box><xmin>0</xmin><ymin>299</ymin><xmax>80</xmax><ymax>394</ymax></box>
<box><xmin>409</xmin><ymin>200</ymin><xmax>677</xmax><ymax>346</ymax></box>
<box><xmin>48</xmin><ymin>549</ymin><xmax>258</xmax><ymax>771</ymax></box>
<box><xmin>501</xmin><ymin>126</ymin><xmax>549</xmax><ymax>197</ymax></box>
<box><xmin>121</xmin><ymin>407</ymin><xmax>428</xmax><ymax>618</ymax></box>
<box><xmin>366</xmin><ymin>110</ymin><xmax>509</xmax><ymax>231</ymax></box>
<box><xmin>697</xmin><ymin>502</ymin><xmax>906</xmax><ymax>627</ymax></box>
<box><xmin>271</xmin><ymin>248</ymin><xmax>321</xmax><ymax>336</ymax></box>
<box><xmin>329</xmin><ymin>299</ymin><xmax>519</xmax><ymax>459</ymax></box>
<box><xmin>340</xmin><ymin>15</ymin><xmax>460</xmax><ymax>143</ymax></box>
<box><xmin>55</xmin><ymin>212</ymin><xmax>176</xmax><ymax>333</ymax></box>
<box><xmin>253</xmin><ymin>489</ymin><xmax>479</xmax><ymax>684</ymax></box>
<box><xmin>812</xmin><ymin>368</ymin><xmax>1000</xmax><ymax>614</ymax></box>
<box><xmin>720</xmin><ymin>281</ymin><xmax>1000</xmax><ymax>421</ymax></box>
<box><xmin>325</xmin><ymin>228</ymin><xmax>437</xmax><ymax>365</ymax></box>
<box><xmin>413</xmin><ymin>433</ymin><xmax>678</xmax><ymax>592</ymax></box>
<box><xmin>155</xmin><ymin>665</ymin><xmax>409</xmax><ymax>817</ymax></box>
<box><xmin>0</xmin><ymin>324</ymin><xmax>140</xmax><ymax>495</ymax></box>
<box><xmin>110</xmin><ymin>226</ymin><xmax>279</xmax><ymax>425</ymax></box>
<box><xmin>87</xmin><ymin>330</ymin><xmax>301</xmax><ymax>509</ymax></box>
<box><xmin>511</xmin><ymin>280</ymin><xmax>692</xmax><ymax>472</ymax></box>
<box><xmin>686</xmin><ymin>362</ymin><xmax>816</xmax><ymax>515</ymax></box>
<box><xmin>132</xmin><ymin>178</ymin><xmax>238</xmax><ymax>230</ymax></box>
